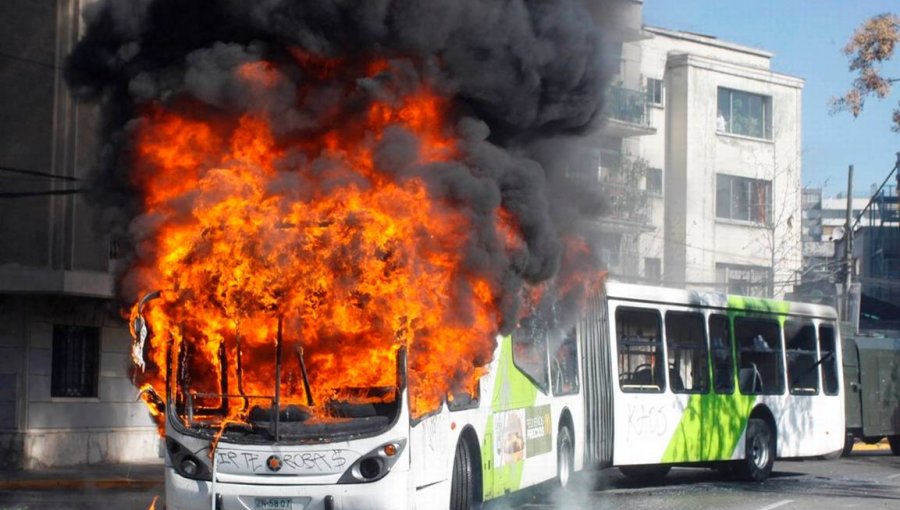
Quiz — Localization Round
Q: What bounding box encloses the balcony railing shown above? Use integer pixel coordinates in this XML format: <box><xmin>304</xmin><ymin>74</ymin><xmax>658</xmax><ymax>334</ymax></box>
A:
<box><xmin>602</xmin><ymin>180</ymin><xmax>651</xmax><ymax>226</ymax></box>
<box><xmin>607</xmin><ymin>85</ymin><xmax>650</xmax><ymax>127</ymax></box>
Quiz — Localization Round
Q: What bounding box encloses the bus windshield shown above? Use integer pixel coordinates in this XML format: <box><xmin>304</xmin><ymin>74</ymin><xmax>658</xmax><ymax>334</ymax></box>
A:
<box><xmin>171</xmin><ymin>384</ymin><xmax>402</xmax><ymax>444</ymax></box>
<box><xmin>131</xmin><ymin>296</ymin><xmax>406</xmax><ymax>444</ymax></box>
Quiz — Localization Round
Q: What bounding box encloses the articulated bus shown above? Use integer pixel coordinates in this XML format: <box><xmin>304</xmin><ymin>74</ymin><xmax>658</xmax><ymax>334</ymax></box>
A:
<box><xmin>135</xmin><ymin>282</ymin><xmax>844</xmax><ymax>510</ymax></box>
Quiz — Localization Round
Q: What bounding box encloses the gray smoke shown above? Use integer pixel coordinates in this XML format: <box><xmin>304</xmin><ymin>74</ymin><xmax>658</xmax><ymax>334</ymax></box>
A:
<box><xmin>66</xmin><ymin>0</ymin><xmax>614</xmax><ymax>330</ymax></box>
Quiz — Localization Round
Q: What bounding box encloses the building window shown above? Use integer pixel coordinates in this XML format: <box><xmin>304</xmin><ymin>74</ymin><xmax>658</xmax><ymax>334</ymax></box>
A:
<box><xmin>565</xmin><ymin>147</ymin><xmax>601</xmax><ymax>183</ymax></box>
<box><xmin>645</xmin><ymin>167</ymin><xmax>663</xmax><ymax>195</ymax></box>
<box><xmin>51</xmin><ymin>325</ymin><xmax>100</xmax><ymax>398</ymax></box>
<box><xmin>716</xmin><ymin>174</ymin><xmax>772</xmax><ymax>224</ymax></box>
<box><xmin>599</xmin><ymin>233</ymin><xmax>622</xmax><ymax>268</ymax></box>
<box><xmin>717</xmin><ymin>87</ymin><xmax>772</xmax><ymax>139</ymax></box>
<box><xmin>716</xmin><ymin>263</ymin><xmax>772</xmax><ymax>297</ymax></box>
<box><xmin>644</xmin><ymin>257</ymin><xmax>661</xmax><ymax>283</ymax></box>
<box><xmin>646</xmin><ymin>77</ymin><xmax>663</xmax><ymax>106</ymax></box>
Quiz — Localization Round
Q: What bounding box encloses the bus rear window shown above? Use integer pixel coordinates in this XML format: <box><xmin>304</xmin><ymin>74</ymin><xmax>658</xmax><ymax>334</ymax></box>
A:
<box><xmin>709</xmin><ymin>314</ymin><xmax>734</xmax><ymax>394</ymax></box>
<box><xmin>785</xmin><ymin>321</ymin><xmax>819</xmax><ymax>395</ymax></box>
<box><xmin>818</xmin><ymin>325</ymin><xmax>839</xmax><ymax>395</ymax></box>
<box><xmin>616</xmin><ymin>307</ymin><xmax>665</xmax><ymax>393</ymax></box>
<box><xmin>734</xmin><ymin>317</ymin><xmax>784</xmax><ymax>395</ymax></box>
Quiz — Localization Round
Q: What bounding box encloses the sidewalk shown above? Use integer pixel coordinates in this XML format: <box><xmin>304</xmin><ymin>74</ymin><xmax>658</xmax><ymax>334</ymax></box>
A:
<box><xmin>0</xmin><ymin>462</ymin><xmax>163</xmax><ymax>491</ymax></box>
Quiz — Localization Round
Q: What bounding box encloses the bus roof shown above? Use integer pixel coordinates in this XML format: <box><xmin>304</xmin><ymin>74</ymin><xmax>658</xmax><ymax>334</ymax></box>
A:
<box><xmin>604</xmin><ymin>281</ymin><xmax>838</xmax><ymax>321</ymax></box>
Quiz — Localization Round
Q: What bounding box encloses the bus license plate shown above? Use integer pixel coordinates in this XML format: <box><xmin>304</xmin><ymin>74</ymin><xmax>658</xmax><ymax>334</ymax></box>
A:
<box><xmin>254</xmin><ymin>497</ymin><xmax>295</xmax><ymax>509</ymax></box>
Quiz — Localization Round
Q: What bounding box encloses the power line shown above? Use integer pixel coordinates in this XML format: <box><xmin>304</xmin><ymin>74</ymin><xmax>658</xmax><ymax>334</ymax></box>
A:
<box><xmin>0</xmin><ymin>50</ymin><xmax>58</xmax><ymax>70</ymax></box>
<box><xmin>0</xmin><ymin>165</ymin><xmax>80</xmax><ymax>182</ymax></box>
<box><xmin>0</xmin><ymin>189</ymin><xmax>85</xmax><ymax>199</ymax></box>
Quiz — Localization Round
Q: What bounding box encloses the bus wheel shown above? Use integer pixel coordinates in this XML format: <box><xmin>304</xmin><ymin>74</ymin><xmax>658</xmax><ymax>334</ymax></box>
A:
<box><xmin>618</xmin><ymin>464</ymin><xmax>671</xmax><ymax>480</ymax></box>
<box><xmin>737</xmin><ymin>418</ymin><xmax>774</xmax><ymax>482</ymax></box>
<box><xmin>841</xmin><ymin>433</ymin><xmax>855</xmax><ymax>457</ymax></box>
<box><xmin>557</xmin><ymin>426</ymin><xmax>574</xmax><ymax>488</ymax></box>
<box><xmin>450</xmin><ymin>440</ymin><xmax>478</xmax><ymax>510</ymax></box>
<box><xmin>888</xmin><ymin>436</ymin><xmax>900</xmax><ymax>455</ymax></box>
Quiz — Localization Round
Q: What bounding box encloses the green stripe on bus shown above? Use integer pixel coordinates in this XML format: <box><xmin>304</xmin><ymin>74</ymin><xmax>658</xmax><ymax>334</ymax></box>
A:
<box><xmin>661</xmin><ymin>296</ymin><xmax>789</xmax><ymax>463</ymax></box>
<box><xmin>482</xmin><ymin>335</ymin><xmax>538</xmax><ymax>499</ymax></box>
<box><xmin>661</xmin><ymin>393</ymin><xmax>756</xmax><ymax>462</ymax></box>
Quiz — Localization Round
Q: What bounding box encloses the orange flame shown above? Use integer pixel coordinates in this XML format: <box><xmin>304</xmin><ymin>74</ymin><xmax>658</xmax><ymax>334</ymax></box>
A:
<box><xmin>128</xmin><ymin>54</ymin><xmax>602</xmax><ymax>432</ymax></box>
<box><xmin>129</xmin><ymin>57</ymin><xmax>500</xmax><ymax>426</ymax></box>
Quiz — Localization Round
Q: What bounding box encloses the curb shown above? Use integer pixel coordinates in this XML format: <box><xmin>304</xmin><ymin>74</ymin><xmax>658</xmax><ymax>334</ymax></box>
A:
<box><xmin>850</xmin><ymin>440</ymin><xmax>890</xmax><ymax>452</ymax></box>
<box><xmin>0</xmin><ymin>479</ymin><xmax>162</xmax><ymax>491</ymax></box>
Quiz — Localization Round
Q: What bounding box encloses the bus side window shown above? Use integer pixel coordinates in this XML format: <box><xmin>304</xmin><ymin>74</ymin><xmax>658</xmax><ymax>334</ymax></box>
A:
<box><xmin>734</xmin><ymin>317</ymin><xmax>784</xmax><ymax>395</ymax></box>
<box><xmin>512</xmin><ymin>319</ymin><xmax>549</xmax><ymax>393</ymax></box>
<box><xmin>551</xmin><ymin>327</ymin><xmax>579</xmax><ymax>396</ymax></box>
<box><xmin>665</xmin><ymin>311</ymin><xmax>709</xmax><ymax>394</ymax></box>
<box><xmin>818</xmin><ymin>324</ymin><xmax>840</xmax><ymax>395</ymax></box>
<box><xmin>616</xmin><ymin>307</ymin><xmax>665</xmax><ymax>393</ymax></box>
<box><xmin>708</xmin><ymin>314</ymin><xmax>734</xmax><ymax>394</ymax></box>
<box><xmin>785</xmin><ymin>321</ymin><xmax>819</xmax><ymax>395</ymax></box>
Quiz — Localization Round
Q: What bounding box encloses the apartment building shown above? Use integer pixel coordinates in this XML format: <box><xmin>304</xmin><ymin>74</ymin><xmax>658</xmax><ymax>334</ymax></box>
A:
<box><xmin>620</xmin><ymin>27</ymin><xmax>804</xmax><ymax>298</ymax></box>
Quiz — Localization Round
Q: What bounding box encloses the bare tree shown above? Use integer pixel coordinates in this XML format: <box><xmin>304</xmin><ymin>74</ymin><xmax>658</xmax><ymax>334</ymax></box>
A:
<box><xmin>738</xmin><ymin>126</ymin><xmax>803</xmax><ymax>298</ymax></box>
<box><xmin>831</xmin><ymin>13</ymin><xmax>900</xmax><ymax>131</ymax></box>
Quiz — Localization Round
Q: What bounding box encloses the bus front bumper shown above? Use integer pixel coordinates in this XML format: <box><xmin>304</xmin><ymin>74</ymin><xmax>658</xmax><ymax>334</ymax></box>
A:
<box><xmin>164</xmin><ymin>467</ymin><xmax>409</xmax><ymax>510</ymax></box>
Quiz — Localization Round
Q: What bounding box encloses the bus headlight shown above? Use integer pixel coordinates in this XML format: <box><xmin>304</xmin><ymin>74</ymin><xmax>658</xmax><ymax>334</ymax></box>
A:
<box><xmin>337</xmin><ymin>439</ymin><xmax>407</xmax><ymax>484</ymax></box>
<box><xmin>166</xmin><ymin>437</ymin><xmax>212</xmax><ymax>481</ymax></box>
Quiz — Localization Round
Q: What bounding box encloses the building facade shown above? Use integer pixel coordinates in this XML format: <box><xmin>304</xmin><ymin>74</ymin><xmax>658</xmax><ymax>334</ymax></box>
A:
<box><xmin>619</xmin><ymin>27</ymin><xmax>804</xmax><ymax>298</ymax></box>
<box><xmin>0</xmin><ymin>0</ymin><xmax>159</xmax><ymax>468</ymax></box>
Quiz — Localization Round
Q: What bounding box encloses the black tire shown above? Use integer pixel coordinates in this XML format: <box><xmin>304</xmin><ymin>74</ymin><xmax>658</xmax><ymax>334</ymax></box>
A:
<box><xmin>888</xmin><ymin>436</ymin><xmax>900</xmax><ymax>455</ymax></box>
<box><xmin>841</xmin><ymin>433</ymin><xmax>855</xmax><ymax>457</ymax></box>
<box><xmin>618</xmin><ymin>464</ymin><xmax>671</xmax><ymax>480</ymax></box>
<box><xmin>557</xmin><ymin>426</ymin><xmax>574</xmax><ymax>488</ymax></box>
<box><xmin>737</xmin><ymin>418</ymin><xmax>775</xmax><ymax>482</ymax></box>
<box><xmin>862</xmin><ymin>436</ymin><xmax>883</xmax><ymax>445</ymax></box>
<box><xmin>450</xmin><ymin>439</ymin><xmax>480</xmax><ymax>510</ymax></box>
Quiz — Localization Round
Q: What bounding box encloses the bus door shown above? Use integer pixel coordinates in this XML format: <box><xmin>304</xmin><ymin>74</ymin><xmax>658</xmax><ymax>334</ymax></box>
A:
<box><xmin>662</xmin><ymin>311</ymin><xmax>712</xmax><ymax>463</ymax></box>
<box><xmin>613</xmin><ymin>306</ymin><xmax>674</xmax><ymax>464</ymax></box>
<box><xmin>704</xmin><ymin>313</ymin><xmax>741</xmax><ymax>461</ymax></box>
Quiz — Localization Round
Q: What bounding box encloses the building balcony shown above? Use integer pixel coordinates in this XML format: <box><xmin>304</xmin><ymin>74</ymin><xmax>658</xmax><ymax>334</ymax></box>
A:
<box><xmin>594</xmin><ymin>181</ymin><xmax>655</xmax><ymax>232</ymax></box>
<box><xmin>0</xmin><ymin>267</ymin><xmax>114</xmax><ymax>298</ymax></box>
<box><xmin>603</xmin><ymin>86</ymin><xmax>656</xmax><ymax>138</ymax></box>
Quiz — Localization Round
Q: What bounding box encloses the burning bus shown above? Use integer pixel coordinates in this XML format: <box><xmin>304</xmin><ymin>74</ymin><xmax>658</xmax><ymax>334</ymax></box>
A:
<box><xmin>130</xmin><ymin>279</ymin><xmax>846</xmax><ymax>510</ymax></box>
<box><xmin>67</xmin><ymin>1</ymin><xmax>838</xmax><ymax>508</ymax></box>
<box><xmin>65</xmin><ymin>1</ymin><xmax>617</xmax><ymax>508</ymax></box>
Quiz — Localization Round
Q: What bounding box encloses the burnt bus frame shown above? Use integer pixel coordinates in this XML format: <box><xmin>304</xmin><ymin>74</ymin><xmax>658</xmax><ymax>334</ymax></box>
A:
<box><xmin>160</xmin><ymin>315</ymin><xmax>408</xmax><ymax>445</ymax></box>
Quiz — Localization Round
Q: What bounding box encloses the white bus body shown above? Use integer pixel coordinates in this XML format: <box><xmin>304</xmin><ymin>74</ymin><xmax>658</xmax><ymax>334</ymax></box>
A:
<box><xmin>145</xmin><ymin>281</ymin><xmax>844</xmax><ymax>509</ymax></box>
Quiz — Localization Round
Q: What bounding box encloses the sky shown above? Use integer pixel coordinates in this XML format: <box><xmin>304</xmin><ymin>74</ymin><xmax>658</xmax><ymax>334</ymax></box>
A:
<box><xmin>643</xmin><ymin>0</ymin><xmax>900</xmax><ymax>197</ymax></box>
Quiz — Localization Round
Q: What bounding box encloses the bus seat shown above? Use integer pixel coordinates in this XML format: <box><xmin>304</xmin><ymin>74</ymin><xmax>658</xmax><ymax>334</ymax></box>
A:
<box><xmin>739</xmin><ymin>363</ymin><xmax>763</xmax><ymax>393</ymax></box>
<box><xmin>669</xmin><ymin>367</ymin><xmax>684</xmax><ymax>392</ymax></box>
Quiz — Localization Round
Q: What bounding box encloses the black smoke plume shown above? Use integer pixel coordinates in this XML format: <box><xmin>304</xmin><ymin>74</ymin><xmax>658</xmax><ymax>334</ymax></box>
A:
<box><xmin>67</xmin><ymin>0</ymin><xmax>613</xmax><ymax>331</ymax></box>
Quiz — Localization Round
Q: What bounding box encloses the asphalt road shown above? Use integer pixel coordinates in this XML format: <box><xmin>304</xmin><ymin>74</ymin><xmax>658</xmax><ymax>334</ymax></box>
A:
<box><xmin>1</xmin><ymin>450</ymin><xmax>898</xmax><ymax>510</ymax></box>
<box><xmin>510</xmin><ymin>449</ymin><xmax>900</xmax><ymax>510</ymax></box>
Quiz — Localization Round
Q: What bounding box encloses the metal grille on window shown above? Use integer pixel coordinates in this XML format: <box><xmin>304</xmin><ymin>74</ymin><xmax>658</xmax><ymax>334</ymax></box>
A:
<box><xmin>51</xmin><ymin>325</ymin><xmax>100</xmax><ymax>398</ymax></box>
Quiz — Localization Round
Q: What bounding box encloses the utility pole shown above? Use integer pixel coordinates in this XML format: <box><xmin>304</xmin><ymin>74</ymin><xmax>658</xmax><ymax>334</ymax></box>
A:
<box><xmin>842</xmin><ymin>165</ymin><xmax>859</xmax><ymax>333</ymax></box>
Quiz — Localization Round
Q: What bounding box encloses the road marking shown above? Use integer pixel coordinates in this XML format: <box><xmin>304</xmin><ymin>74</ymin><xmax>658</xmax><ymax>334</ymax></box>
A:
<box><xmin>757</xmin><ymin>500</ymin><xmax>793</xmax><ymax>510</ymax></box>
<box><xmin>885</xmin><ymin>472</ymin><xmax>900</xmax><ymax>480</ymax></box>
